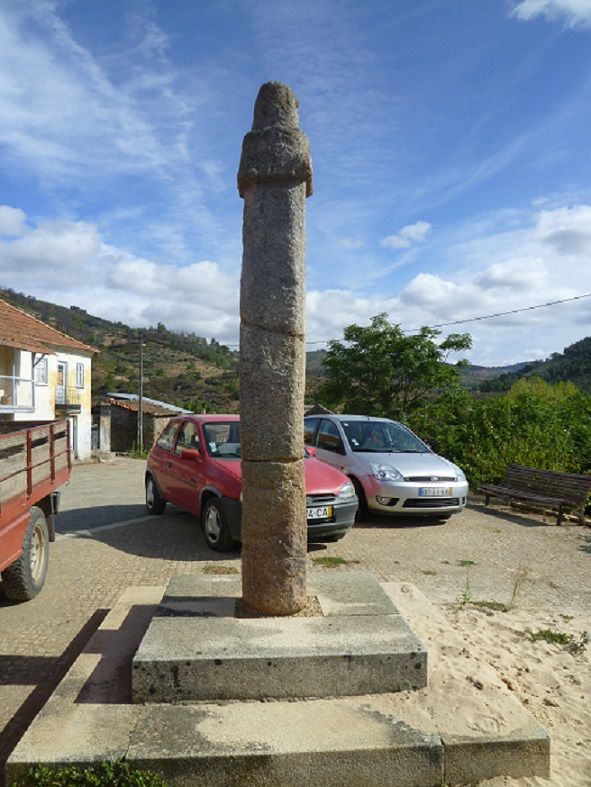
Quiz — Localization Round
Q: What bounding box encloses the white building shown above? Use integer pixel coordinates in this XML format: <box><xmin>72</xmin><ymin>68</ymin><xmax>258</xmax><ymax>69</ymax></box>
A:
<box><xmin>0</xmin><ymin>299</ymin><xmax>97</xmax><ymax>460</ymax></box>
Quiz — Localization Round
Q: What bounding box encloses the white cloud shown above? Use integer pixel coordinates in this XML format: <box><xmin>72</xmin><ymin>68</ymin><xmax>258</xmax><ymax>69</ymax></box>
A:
<box><xmin>0</xmin><ymin>206</ymin><xmax>239</xmax><ymax>342</ymax></box>
<box><xmin>511</xmin><ymin>0</ymin><xmax>591</xmax><ymax>28</ymax></box>
<box><xmin>381</xmin><ymin>221</ymin><xmax>432</xmax><ymax>250</ymax></box>
<box><xmin>0</xmin><ymin>205</ymin><xmax>27</xmax><ymax>236</ymax></box>
<box><xmin>2</xmin><ymin>201</ymin><xmax>591</xmax><ymax>366</ymax></box>
<box><xmin>307</xmin><ymin>203</ymin><xmax>591</xmax><ymax>365</ymax></box>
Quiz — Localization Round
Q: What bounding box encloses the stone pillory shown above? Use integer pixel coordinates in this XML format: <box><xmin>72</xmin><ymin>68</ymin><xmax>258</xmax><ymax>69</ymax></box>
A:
<box><xmin>238</xmin><ymin>82</ymin><xmax>313</xmax><ymax>616</ymax></box>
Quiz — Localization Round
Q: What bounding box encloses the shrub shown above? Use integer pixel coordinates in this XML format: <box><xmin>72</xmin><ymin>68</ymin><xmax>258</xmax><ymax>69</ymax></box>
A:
<box><xmin>12</xmin><ymin>760</ymin><xmax>167</xmax><ymax>786</ymax></box>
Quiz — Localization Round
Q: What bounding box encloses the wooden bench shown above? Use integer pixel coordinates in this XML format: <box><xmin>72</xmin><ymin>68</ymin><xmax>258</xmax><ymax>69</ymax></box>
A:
<box><xmin>478</xmin><ymin>465</ymin><xmax>591</xmax><ymax>525</ymax></box>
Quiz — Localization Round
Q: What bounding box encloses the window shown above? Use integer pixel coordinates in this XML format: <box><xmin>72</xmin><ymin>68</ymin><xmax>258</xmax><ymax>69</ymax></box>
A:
<box><xmin>75</xmin><ymin>362</ymin><xmax>85</xmax><ymax>388</ymax></box>
<box><xmin>202</xmin><ymin>421</ymin><xmax>241</xmax><ymax>458</ymax></box>
<box><xmin>304</xmin><ymin>417</ymin><xmax>320</xmax><ymax>445</ymax></box>
<box><xmin>35</xmin><ymin>357</ymin><xmax>48</xmax><ymax>385</ymax></box>
<box><xmin>175</xmin><ymin>421</ymin><xmax>200</xmax><ymax>455</ymax></box>
<box><xmin>156</xmin><ymin>421</ymin><xmax>179</xmax><ymax>451</ymax></box>
<box><xmin>317</xmin><ymin>419</ymin><xmax>345</xmax><ymax>454</ymax></box>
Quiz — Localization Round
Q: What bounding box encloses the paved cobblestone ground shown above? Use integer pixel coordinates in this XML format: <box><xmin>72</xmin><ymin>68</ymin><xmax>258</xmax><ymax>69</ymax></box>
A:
<box><xmin>1</xmin><ymin>457</ymin><xmax>589</xmax><ymax>785</ymax></box>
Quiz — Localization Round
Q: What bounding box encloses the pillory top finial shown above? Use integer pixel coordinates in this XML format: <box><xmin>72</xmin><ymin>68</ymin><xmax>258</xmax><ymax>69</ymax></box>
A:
<box><xmin>238</xmin><ymin>82</ymin><xmax>313</xmax><ymax>198</ymax></box>
<box><xmin>252</xmin><ymin>82</ymin><xmax>300</xmax><ymax>131</ymax></box>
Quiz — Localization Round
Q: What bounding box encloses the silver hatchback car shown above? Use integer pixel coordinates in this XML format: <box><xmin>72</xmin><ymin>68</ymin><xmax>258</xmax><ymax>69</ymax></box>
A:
<box><xmin>304</xmin><ymin>414</ymin><xmax>468</xmax><ymax>520</ymax></box>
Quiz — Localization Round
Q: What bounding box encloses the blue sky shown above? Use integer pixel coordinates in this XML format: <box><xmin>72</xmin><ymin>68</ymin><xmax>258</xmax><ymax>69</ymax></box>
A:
<box><xmin>1</xmin><ymin>0</ymin><xmax>591</xmax><ymax>365</ymax></box>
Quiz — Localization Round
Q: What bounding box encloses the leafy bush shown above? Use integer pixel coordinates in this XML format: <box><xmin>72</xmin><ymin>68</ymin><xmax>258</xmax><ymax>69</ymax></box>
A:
<box><xmin>12</xmin><ymin>760</ymin><xmax>167</xmax><ymax>786</ymax></box>
<box><xmin>409</xmin><ymin>379</ymin><xmax>591</xmax><ymax>487</ymax></box>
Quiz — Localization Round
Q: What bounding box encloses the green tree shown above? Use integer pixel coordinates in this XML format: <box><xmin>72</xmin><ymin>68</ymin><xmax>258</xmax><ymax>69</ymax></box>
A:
<box><xmin>319</xmin><ymin>313</ymin><xmax>471</xmax><ymax>419</ymax></box>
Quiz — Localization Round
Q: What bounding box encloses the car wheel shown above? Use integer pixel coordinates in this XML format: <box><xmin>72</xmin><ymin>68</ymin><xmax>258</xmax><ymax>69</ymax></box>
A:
<box><xmin>146</xmin><ymin>474</ymin><xmax>166</xmax><ymax>515</ymax></box>
<box><xmin>351</xmin><ymin>478</ymin><xmax>368</xmax><ymax>521</ymax></box>
<box><xmin>202</xmin><ymin>498</ymin><xmax>236</xmax><ymax>552</ymax></box>
<box><xmin>1</xmin><ymin>507</ymin><xmax>49</xmax><ymax>601</ymax></box>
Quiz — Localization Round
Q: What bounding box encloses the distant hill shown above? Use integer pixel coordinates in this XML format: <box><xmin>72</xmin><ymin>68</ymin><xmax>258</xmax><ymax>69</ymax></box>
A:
<box><xmin>460</xmin><ymin>361</ymin><xmax>536</xmax><ymax>389</ymax></box>
<box><xmin>0</xmin><ymin>288</ymin><xmax>239</xmax><ymax>412</ymax></box>
<box><xmin>5</xmin><ymin>287</ymin><xmax>589</xmax><ymax>405</ymax></box>
<box><xmin>473</xmin><ymin>337</ymin><xmax>591</xmax><ymax>393</ymax></box>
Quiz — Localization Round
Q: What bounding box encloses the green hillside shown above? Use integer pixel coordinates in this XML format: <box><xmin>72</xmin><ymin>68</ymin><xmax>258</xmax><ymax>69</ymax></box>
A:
<box><xmin>0</xmin><ymin>288</ymin><xmax>239</xmax><ymax>412</ymax></box>
<box><xmin>476</xmin><ymin>337</ymin><xmax>591</xmax><ymax>393</ymax></box>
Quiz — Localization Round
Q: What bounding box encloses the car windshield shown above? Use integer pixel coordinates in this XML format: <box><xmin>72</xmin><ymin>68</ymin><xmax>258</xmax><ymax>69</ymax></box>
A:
<box><xmin>340</xmin><ymin>420</ymin><xmax>429</xmax><ymax>454</ymax></box>
<box><xmin>202</xmin><ymin>422</ymin><xmax>241</xmax><ymax>459</ymax></box>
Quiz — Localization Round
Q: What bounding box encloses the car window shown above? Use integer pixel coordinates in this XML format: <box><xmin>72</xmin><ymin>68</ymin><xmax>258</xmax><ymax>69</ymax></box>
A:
<box><xmin>202</xmin><ymin>422</ymin><xmax>241</xmax><ymax>458</ymax></box>
<box><xmin>174</xmin><ymin>421</ymin><xmax>200</xmax><ymax>455</ymax></box>
<box><xmin>156</xmin><ymin>421</ymin><xmax>179</xmax><ymax>452</ymax></box>
<box><xmin>317</xmin><ymin>419</ymin><xmax>345</xmax><ymax>454</ymax></box>
<box><xmin>341</xmin><ymin>420</ymin><xmax>428</xmax><ymax>453</ymax></box>
<box><xmin>304</xmin><ymin>417</ymin><xmax>320</xmax><ymax>445</ymax></box>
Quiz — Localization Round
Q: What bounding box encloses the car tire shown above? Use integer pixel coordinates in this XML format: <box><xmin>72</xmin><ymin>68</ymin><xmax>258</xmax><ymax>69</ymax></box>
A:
<box><xmin>351</xmin><ymin>478</ymin><xmax>368</xmax><ymax>521</ymax></box>
<box><xmin>1</xmin><ymin>507</ymin><xmax>49</xmax><ymax>601</ymax></box>
<box><xmin>202</xmin><ymin>498</ymin><xmax>236</xmax><ymax>552</ymax></box>
<box><xmin>145</xmin><ymin>474</ymin><xmax>166</xmax><ymax>515</ymax></box>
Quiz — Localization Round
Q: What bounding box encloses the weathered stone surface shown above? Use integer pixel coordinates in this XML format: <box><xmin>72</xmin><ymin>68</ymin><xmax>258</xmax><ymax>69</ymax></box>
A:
<box><xmin>442</xmin><ymin>729</ymin><xmax>550</xmax><ymax>783</ymax></box>
<box><xmin>240</xmin><ymin>326</ymin><xmax>305</xmax><ymax>462</ymax></box>
<box><xmin>241</xmin><ymin>459</ymin><xmax>307</xmax><ymax>614</ymax></box>
<box><xmin>132</xmin><ymin>611</ymin><xmax>426</xmax><ymax>702</ymax></box>
<box><xmin>158</xmin><ymin>571</ymin><xmax>401</xmax><ymax>618</ymax></box>
<box><xmin>238</xmin><ymin>81</ymin><xmax>313</xmax><ymax>198</ymax></box>
<box><xmin>238</xmin><ymin>81</ymin><xmax>312</xmax><ymax>614</ymax></box>
<box><xmin>6</xmin><ymin>583</ymin><xmax>551</xmax><ymax>787</ymax></box>
<box><xmin>240</xmin><ymin>182</ymin><xmax>306</xmax><ymax>336</ymax></box>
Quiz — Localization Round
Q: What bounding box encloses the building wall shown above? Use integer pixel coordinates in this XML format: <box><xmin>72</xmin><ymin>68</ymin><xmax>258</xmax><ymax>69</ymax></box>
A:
<box><xmin>108</xmin><ymin>407</ymin><xmax>175</xmax><ymax>453</ymax></box>
<box><xmin>10</xmin><ymin>349</ymin><xmax>94</xmax><ymax>460</ymax></box>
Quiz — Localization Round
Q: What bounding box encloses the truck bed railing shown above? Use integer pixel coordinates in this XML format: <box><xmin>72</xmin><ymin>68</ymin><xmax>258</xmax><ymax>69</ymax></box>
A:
<box><xmin>0</xmin><ymin>420</ymin><xmax>71</xmax><ymax>512</ymax></box>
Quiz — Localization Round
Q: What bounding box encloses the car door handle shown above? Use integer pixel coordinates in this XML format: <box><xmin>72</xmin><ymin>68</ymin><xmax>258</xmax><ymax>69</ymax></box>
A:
<box><xmin>167</xmin><ymin>462</ymin><xmax>173</xmax><ymax>468</ymax></box>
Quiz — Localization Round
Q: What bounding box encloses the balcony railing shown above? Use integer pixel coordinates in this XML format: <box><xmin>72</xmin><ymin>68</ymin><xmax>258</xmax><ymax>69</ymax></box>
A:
<box><xmin>0</xmin><ymin>375</ymin><xmax>34</xmax><ymax>413</ymax></box>
<box><xmin>55</xmin><ymin>387</ymin><xmax>82</xmax><ymax>413</ymax></box>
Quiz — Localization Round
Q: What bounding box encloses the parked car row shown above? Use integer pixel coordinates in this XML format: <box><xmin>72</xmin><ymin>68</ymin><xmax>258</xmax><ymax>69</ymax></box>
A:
<box><xmin>145</xmin><ymin>414</ymin><xmax>358</xmax><ymax>552</ymax></box>
<box><xmin>145</xmin><ymin>413</ymin><xmax>468</xmax><ymax>553</ymax></box>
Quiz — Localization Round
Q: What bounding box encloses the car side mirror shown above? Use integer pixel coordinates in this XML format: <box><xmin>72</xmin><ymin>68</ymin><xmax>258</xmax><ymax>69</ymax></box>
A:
<box><xmin>306</xmin><ymin>446</ymin><xmax>317</xmax><ymax>458</ymax></box>
<box><xmin>180</xmin><ymin>448</ymin><xmax>200</xmax><ymax>461</ymax></box>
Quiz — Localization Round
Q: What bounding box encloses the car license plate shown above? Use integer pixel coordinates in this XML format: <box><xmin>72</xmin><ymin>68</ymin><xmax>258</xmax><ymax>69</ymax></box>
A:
<box><xmin>307</xmin><ymin>505</ymin><xmax>333</xmax><ymax>520</ymax></box>
<box><xmin>418</xmin><ymin>487</ymin><xmax>452</xmax><ymax>497</ymax></box>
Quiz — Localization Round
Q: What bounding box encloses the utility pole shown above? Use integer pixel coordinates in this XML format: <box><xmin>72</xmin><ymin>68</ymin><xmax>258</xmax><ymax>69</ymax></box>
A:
<box><xmin>137</xmin><ymin>334</ymin><xmax>144</xmax><ymax>453</ymax></box>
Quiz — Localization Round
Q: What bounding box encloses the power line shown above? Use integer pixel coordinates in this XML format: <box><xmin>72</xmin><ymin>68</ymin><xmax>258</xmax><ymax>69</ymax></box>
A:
<box><xmin>306</xmin><ymin>291</ymin><xmax>591</xmax><ymax>345</ymax></box>
<box><xmin>410</xmin><ymin>291</ymin><xmax>591</xmax><ymax>332</ymax></box>
<box><xmin>223</xmin><ymin>291</ymin><xmax>591</xmax><ymax>349</ymax></box>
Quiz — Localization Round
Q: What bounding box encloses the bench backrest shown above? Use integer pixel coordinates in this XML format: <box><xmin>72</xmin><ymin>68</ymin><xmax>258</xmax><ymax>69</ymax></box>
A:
<box><xmin>505</xmin><ymin>465</ymin><xmax>591</xmax><ymax>503</ymax></box>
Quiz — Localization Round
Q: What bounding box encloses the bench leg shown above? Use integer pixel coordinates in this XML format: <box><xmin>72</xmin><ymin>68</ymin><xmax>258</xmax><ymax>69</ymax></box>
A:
<box><xmin>557</xmin><ymin>505</ymin><xmax>564</xmax><ymax>526</ymax></box>
<box><xmin>484</xmin><ymin>494</ymin><xmax>490</xmax><ymax>506</ymax></box>
<box><xmin>578</xmin><ymin>505</ymin><xmax>586</xmax><ymax>526</ymax></box>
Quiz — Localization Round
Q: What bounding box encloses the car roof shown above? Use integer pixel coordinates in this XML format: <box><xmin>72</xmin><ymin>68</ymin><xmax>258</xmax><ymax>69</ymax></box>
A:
<box><xmin>306</xmin><ymin>414</ymin><xmax>396</xmax><ymax>424</ymax></box>
<box><xmin>172</xmin><ymin>413</ymin><xmax>240</xmax><ymax>423</ymax></box>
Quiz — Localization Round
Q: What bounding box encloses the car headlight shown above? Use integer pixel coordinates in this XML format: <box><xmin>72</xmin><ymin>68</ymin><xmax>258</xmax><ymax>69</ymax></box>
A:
<box><xmin>337</xmin><ymin>481</ymin><xmax>356</xmax><ymax>499</ymax></box>
<box><xmin>370</xmin><ymin>464</ymin><xmax>403</xmax><ymax>482</ymax></box>
<box><xmin>450</xmin><ymin>463</ymin><xmax>466</xmax><ymax>481</ymax></box>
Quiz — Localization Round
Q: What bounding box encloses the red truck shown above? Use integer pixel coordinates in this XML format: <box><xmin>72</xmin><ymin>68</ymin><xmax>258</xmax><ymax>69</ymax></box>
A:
<box><xmin>0</xmin><ymin>420</ymin><xmax>71</xmax><ymax>602</ymax></box>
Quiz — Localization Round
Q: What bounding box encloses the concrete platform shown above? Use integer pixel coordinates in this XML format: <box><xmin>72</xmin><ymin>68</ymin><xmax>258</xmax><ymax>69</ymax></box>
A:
<box><xmin>6</xmin><ymin>579</ymin><xmax>550</xmax><ymax>786</ymax></box>
<box><xmin>132</xmin><ymin>573</ymin><xmax>426</xmax><ymax>702</ymax></box>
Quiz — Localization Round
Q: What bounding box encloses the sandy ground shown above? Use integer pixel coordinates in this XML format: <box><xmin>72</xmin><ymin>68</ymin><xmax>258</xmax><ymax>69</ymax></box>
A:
<box><xmin>1</xmin><ymin>457</ymin><xmax>590</xmax><ymax>786</ymax></box>
<box><xmin>389</xmin><ymin>582</ymin><xmax>590</xmax><ymax>787</ymax></box>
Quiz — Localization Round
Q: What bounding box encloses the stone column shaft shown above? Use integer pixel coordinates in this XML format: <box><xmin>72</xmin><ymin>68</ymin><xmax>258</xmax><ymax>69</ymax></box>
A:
<box><xmin>238</xmin><ymin>82</ymin><xmax>313</xmax><ymax>615</ymax></box>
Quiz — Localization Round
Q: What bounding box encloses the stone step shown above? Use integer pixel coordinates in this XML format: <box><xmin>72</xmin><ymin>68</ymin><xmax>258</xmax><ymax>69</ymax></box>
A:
<box><xmin>6</xmin><ymin>582</ymin><xmax>550</xmax><ymax>787</ymax></box>
<box><xmin>132</xmin><ymin>572</ymin><xmax>427</xmax><ymax>702</ymax></box>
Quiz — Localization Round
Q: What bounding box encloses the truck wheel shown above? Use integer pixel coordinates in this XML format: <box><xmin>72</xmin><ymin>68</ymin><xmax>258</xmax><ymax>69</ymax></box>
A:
<box><xmin>145</xmin><ymin>475</ymin><xmax>166</xmax><ymax>515</ymax></box>
<box><xmin>202</xmin><ymin>498</ymin><xmax>236</xmax><ymax>552</ymax></box>
<box><xmin>1</xmin><ymin>507</ymin><xmax>49</xmax><ymax>601</ymax></box>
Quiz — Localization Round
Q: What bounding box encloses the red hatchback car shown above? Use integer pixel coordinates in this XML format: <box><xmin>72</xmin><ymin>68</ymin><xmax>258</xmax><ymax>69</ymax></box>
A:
<box><xmin>145</xmin><ymin>414</ymin><xmax>358</xmax><ymax>552</ymax></box>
